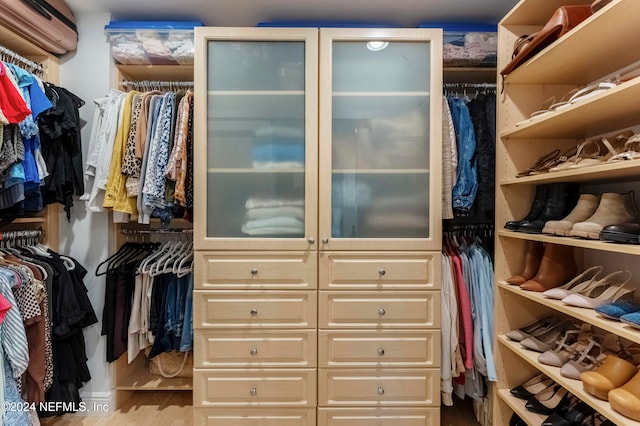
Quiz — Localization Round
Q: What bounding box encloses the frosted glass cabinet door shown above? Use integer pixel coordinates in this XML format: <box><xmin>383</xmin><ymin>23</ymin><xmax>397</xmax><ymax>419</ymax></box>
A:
<box><xmin>194</xmin><ymin>28</ymin><xmax>318</xmax><ymax>250</ymax></box>
<box><xmin>319</xmin><ymin>29</ymin><xmax>443</xmax><ymax>251</ymax></box>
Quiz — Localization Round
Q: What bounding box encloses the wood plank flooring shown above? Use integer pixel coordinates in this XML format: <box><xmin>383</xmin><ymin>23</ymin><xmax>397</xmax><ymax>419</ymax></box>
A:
<box><xmin>40</xmin><ymin>392</ymin><xmax>479</xmax><ymax>425</ymax></box>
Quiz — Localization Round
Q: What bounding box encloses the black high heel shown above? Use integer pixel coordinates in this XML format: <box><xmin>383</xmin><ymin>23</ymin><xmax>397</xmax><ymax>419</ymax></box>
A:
<box><xmin>525</xmin><ymin>384</ymin><xmax>569</xmax><ymax>415</ymax></box>
<box><xmin>541</xmin><ymin>397</ymin><xmax>593</xmax><ymax>426</ymax></box>
<box><xmin>510</xmin><ymin>373</ymin><xmax>553</xmax><ymax>400</ymax></box>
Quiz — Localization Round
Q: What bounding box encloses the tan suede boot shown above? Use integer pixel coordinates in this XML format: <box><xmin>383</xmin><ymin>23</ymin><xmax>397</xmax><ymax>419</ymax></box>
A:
<box><xmin>506</xmin><ymin>240</ymin><xmax>545</xmax><ymax>285</ymax></box>
<box><xmin>542</xmin><ymin>193</ymin><xmax>600</xmax><ymax>236</ymax></box>
<box><xmin>570</xmin><ymin>192</ymin><xmax>639</xmax><ymax>239</ymax></box>
<box><xmin>520</xmin><ymin>243</ymin><xmax>577</xmax><ymax>292</ymax></box>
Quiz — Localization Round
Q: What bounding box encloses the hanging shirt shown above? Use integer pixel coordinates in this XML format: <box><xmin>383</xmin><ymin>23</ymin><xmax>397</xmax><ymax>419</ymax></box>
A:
<box><xmin>0</xmin><ymin>62</ymin><xmax>31</xmax><ymax>124</ymax></box>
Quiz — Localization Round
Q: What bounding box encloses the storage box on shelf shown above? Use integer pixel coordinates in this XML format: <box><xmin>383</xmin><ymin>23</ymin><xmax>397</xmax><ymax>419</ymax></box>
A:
<box><xmin>105</xmin><ymin>20</ymin><xmax>203</xmax><ymax>65</ymax></box>
<box><xmin>495</xmin><ymin>0</ymin><xmax>640</xmax><ymax>425</ymax></box>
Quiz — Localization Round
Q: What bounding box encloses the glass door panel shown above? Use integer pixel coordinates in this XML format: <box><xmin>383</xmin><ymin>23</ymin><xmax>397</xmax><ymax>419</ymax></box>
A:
<box><xmin>330</xmin><ymin>39</ymin><xmax>432</xmax><ymax>241</ymax></box>
<box><xmin>206</xmin><ymin>40</ymin><xmax>307</xmax><ymax>239</ymax></box>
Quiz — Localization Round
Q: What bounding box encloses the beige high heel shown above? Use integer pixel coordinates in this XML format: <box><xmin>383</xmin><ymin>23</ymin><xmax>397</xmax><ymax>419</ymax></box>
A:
<box><xmin>561</xmin><ymin>270</ymin><xmax>634</xmax><ymax>309</ymax></box>
<box><xmin>542</xmin><ymin>265</ymin><xmax>603</xmax><ymax>300</ymax></box>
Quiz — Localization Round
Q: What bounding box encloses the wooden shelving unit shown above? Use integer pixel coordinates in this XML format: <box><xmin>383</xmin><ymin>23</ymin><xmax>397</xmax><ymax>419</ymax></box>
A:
<box><xmin>494</xmin><ymin>1</ymin><xmax>640</xmax><ymax>425</ymax></box>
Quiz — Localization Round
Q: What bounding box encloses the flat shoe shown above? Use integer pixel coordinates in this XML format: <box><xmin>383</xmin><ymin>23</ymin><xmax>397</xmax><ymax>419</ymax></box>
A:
<box><xmin>620</xmin><ymin>311</ymin><xmax>640</xmax><ymax>329</ymax></box>
<box><xmin>595</xmin><ymin>299</ymin><xmax>640</xmax><ymax>320</ymax></box>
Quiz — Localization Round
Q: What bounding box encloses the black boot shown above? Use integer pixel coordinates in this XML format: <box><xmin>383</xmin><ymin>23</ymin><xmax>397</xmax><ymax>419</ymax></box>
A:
<box><xmin>518</xmin><ymin>183</ymin><xmax>580</xmax><ymax>233</ymax></box>
<box><xmin>505</xmin><ymin>185</ymin><xmax>548</xmax><ymax>230</ymax></box>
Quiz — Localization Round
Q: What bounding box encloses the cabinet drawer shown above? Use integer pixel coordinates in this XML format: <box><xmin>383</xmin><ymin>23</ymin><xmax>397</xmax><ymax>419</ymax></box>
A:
<box><xmin>194</xmin><ymin>408</ymin><xmax>316</xmax><ymax>426</ymax></box>
<box><xmin>195</xmin><ymin>330</ymin><xmax>317</xmax><ymax>367</ymax></box>
<box><xmin>195</xmin><ymin>252</ymin><xmax>317</xmax><ymax>290</ymax></box>
<box><xmin>319</xmin><ymin>330</ymin><xmax>439</xmax><ymax>368</ymax></box>
<box><xmin>320</xmin><ymin>252</ymin><xmax>440</xmax><ymax>290</ymax></box>
<box><xmin>318</xmin><ymin>408</ymin><xmax>439</xmax><ymax>425</ymax></box>
<box><xmin>319</xmin><ymin>291</ymin><xmax>439</xmax><ymax>329</ymax></box>
<box><xmin>194</xmin><ymin>369</ymin><xmax>316</xmax><ymax>407</ymax></box>
<box><xmin>194</xmin><ymin>290</ymin><xmax>317</xmax><ymax>329</ymax></box>
<box><xmin>318</xmin><ymin>369</ymin><xmax>439</xmax><ymax>407</ymax></box>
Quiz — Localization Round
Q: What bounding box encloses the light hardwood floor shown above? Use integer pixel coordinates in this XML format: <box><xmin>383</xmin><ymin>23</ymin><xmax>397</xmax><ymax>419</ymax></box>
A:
<box><xmin>39</xmin><ymin>391</ymin><xmax>193</xmax><ymax>426</ymax></box>
<box><xmin>40</xmin><ymin>393</ymin><xmax>479</xmax><ymax>425</ymax></box>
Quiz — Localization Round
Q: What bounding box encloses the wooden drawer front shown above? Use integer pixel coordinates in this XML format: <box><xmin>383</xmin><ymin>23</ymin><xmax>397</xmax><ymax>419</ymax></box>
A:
<box><xmin>194</xmin><ymin>369</ymin><xmax>316</xmax><ymax>407</ymax></box>
<box><xmin>318</xmin><ymin>369</ymin><xmax>439</xmax><ymax>407</ymax></box>
<box><xmin>319</xmin><ymin>292</ymin><xmax>439</xmax><ymax>329</ymax></box>
<box><xmin>194</xmin><ymin>408</ymin><xmax>316</xmax><ymax>426</ymax></box>
<box><xmin>320</xmin><ymin>252</ymin><xmax>440</xmax><ymax>290</ymax></box>
<box><xmin>195</xmin><ymin>330</ymin><xmax>317</xmax><ymax>367</ymax></box>
<box><xmin>318</xmin><ymin>408</ymin><xmax>439</xmax><ymax>425</ymax></box>
<box><xmin>194</xmin><ymin>290</ymin><xmax>317</xmax><ymax>329</ymax></box>
<box><xmin>319</xmin><ymin>330</ymin><xmax>439</xmax><ymax>368</ymax></box>
<box><xmin>196</xmin><ymin>252</ymin><xmax>317</xmax><ymax>290</ymax></box>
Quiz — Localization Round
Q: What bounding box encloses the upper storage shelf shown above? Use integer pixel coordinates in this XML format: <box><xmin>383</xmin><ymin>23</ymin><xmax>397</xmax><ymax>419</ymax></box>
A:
<box><xmin>502</xmin><ymin>0</ymin><xmax>640</xmax><ymax>85</ymax></box>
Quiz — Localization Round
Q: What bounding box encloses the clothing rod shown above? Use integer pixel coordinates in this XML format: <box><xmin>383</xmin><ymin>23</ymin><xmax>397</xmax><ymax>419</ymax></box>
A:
<box><xmin>443</xmin><ymin>82</ymin><xmax>496</xmax><ymax>88</ymax></box>
<box><xmin>120</xmin><ymin>227</ymin><xmax>193</xmax><ymax>234</ymax></box>
<box><xmin>0</xmin><ymin>45</ymin><xmax>45</xmax><ymax>75</ymax></box>
<box><xmin>121</xmin><ymin>80</ymin><xmax>194</xmax><ymax>89</ymax></box>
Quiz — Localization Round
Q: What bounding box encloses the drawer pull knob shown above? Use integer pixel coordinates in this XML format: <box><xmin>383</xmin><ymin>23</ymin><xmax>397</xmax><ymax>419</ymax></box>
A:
<box><xmin>308</xmin><ymin>237</ymin><xmax>315</xmax><ymax>244</ymax></box>
<box><xmin>250</xmin><ymin>347</ymin><xmax>258</xmax><ymax>356</ymax></box>
<box><xmin>378</xmin><ymin>347</ymin><xmax>385</xmax><ymax>356</ymax></box>
<box><xmin>378</xmin><ymin>308</ymin><xmax>386</xmax><ymax>316</ymax></box>
<box><xmin>377</xmin><ymin>386</ymin><xmax>385</xmax><ymax>396</ymax></box>
<box><xmin>250</xmin><ymin>308</ymin><xmax>258</xmax><ymax>316</ymax></box>
<box><xmin>250</xmin><ymin>268</ymin><xmax>258</xmax><ymax>275</ymax></box>
<box><xmin>378</xmin><ymin>269</ymin><xmax>386</xmax><ymax>276</ymax></box>
<box><xmin>322</xmin><ymin>237</ymin><xmax>329</xmax><ymax>244</ymax></box>
<box><xmin>250</xmin><ymin>387</ymin><xmax>257</xmax><ymax>396</ymax></box>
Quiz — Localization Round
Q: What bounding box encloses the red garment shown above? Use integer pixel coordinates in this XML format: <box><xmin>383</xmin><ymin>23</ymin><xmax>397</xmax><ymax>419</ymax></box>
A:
<box><xmin>0</xmin><ymin>293</ymin><xmax>11</xmax><ymax>324</ymax></box>
<box><xmin>450</xmin><ymin>252</ymin><xmax>474</xmax><ymax>370</ymax></box>
<box><xmin>0</xmin><ymin>61</ymin><xmax>31</xmax><ymax>123</ymax></box>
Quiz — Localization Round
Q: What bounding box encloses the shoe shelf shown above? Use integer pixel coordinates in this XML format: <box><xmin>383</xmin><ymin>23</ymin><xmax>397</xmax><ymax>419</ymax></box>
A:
<box><xmin>498</xmin><ymin>281</ymin><xmax>640</xmax><ymax>345</ymax></box>
<box><xmin>500</xmin><ymin>77</ymin><xmax>640</xmax><ymax>140</ymax></box>
<box><xmin>496</xmin><ymin>389</ymin><xmax>547</xmax><ymax>426</ymax></box>
<box><xmin>498</xmin><ymin>335</ymin><xmax>640</xmax><ymax>426</ymax></box>
<box><xmin>497</xmin><ymin>229</ymin><xmax>640</xmax><ymax>256</ymax></box>
<box><xmin>500</xmin><ymin>160</ymin><xmax>640</xmax><ymax>187</ymax></box>
<box><xmin>502</xmin><ymin>0</ymin><xmax>640</xmax><ymax>86</ymax></box>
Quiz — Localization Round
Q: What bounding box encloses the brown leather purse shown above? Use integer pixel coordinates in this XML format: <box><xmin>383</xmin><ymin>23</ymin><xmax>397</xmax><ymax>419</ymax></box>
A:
<box><xmin>501</xmin><ymin>5</ymin><xmax>592</xmax><ymax>77</ymax></box>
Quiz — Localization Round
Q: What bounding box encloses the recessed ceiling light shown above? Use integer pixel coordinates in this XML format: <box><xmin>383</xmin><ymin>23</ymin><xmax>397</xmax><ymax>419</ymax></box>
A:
<box><xmin>366</xmin><ymin>41</ymin><xmax>389</xmax><ymax>51</ymax></box>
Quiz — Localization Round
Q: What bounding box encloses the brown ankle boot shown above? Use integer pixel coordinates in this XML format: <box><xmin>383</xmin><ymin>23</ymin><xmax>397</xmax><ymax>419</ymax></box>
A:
<box><xmin>506</xmin><ymin>241</ymin><xmax>545</xmax><ymax>285</ymax></box>
<box><xmin>520</xmin><ymin>243</ymin><xmax>577</xmax><ymax>292</ymax></box>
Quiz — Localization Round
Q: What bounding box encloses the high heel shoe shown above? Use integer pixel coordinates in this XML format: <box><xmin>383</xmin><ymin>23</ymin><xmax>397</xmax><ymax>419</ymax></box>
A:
<box><xmin>510</xmin><ymin>373</ymin><xmax>553</xmax><ymax>400</ymax></box>
<box><xmin>538</xmin><ymin>323</ymin><xmax>591</xmax><ymax>367</ymax></box>
<box><xmin>506</xmin><ymin>315</ymin><xmax>558</xmax><ymax>342</ymax></box>
<box><xmin>525</xmin><ymin>383</ymin><xmax>569</xmax><ymax>415</ymax></box>
<box><xmin>561</xmin><ymin>270</ymin><xmax>634</xmax><ymax>309</ymax></box>
<box><xmin>520</xmin><ymin>319</ymin><xmax>573</xmax><ymax>353</ymax></box>
<box><xmin>541</xmin><ymin>395</ymin><xmax>593</xmax><ymax>426</ymax></box>
<box><xmin>542</xmin><ymin>265</ymin><xmax>603</xmax><ymax>300</ymax></box>
<box><xmin>560</xmin><ymin>334</ymin><xmax>618</xmax><ymax>380</ymax></box>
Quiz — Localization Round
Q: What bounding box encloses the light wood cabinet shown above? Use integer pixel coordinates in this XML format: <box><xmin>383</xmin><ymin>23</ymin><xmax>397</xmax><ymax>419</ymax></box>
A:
<box><xmin>494</xmin><ymin>1</ymin><xmax>640</xmax><ymax>425</ymax></box>
<box><xmin>193</xmin><ymin>26</ymin><xmax>442</xmax><ymax>424</ymax></box>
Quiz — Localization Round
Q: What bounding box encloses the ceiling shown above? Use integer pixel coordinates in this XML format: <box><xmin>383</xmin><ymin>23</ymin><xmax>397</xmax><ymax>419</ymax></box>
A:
<box><xmin>66</xmin><ymin>0</ymin><xmax>518</xmax><ymax>27</ymax></box>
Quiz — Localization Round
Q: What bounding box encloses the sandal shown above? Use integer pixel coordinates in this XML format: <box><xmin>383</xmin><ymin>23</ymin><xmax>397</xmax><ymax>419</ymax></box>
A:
<box><xmin>559</xmin><ymin>335</ymin><xmax>613</xmax><ymax>380</ymax></box>
<box><xmin>530</xmin><ymin>96</ymin><xmax>557</xmax><ymax>118</ymax></box>
<box><xmin>565</xmin><ymin>81</ymin><xmax>617</xmax><ymax>106</ymax></box>
<box><xmin>607</xmin><ymin>133</ymin><xmax>640</xmax><ymax>162</ymax></box>
<box><xmin>516</xmin><ymin>149</ymin><xmax>560</xmax><ymax>177</ymax></box>
<box><xmin>548</xmin><ymin>138</ymin><xmax>618</xmax><ymax>172</ymax></box>
<box><xmin>548</xmin><ymin>87</ymin><xmax>580</xmax><ymax>111</ymax></box>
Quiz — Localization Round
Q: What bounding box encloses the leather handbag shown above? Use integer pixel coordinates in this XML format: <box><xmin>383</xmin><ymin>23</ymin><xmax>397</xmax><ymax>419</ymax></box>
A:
<box><xmin>591</xmin><ymin>0</ymin><xmax>613</xmax><ymax>13</ymax></box>
<box><xmin>500</xmin><ymin>5</ymin><xmax>592</xmax><ymax>77</ymax></box>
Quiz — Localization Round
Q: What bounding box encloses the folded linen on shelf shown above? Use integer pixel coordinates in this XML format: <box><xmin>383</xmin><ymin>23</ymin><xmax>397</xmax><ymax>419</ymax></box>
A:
<box><xmin>245</xmin><ymin>197</ymin><xmax>304</xmax><ymax>209</ymax></box>
<box><xmin>252</xmin><ymin>143</ymin><xmax>305</xmax><ymax>163</ymax></box>
<box><xmin>241</xmin><ymin>216</ymin><xmax>304</xmax><ymax>236</ymax></box>
<box><xmin>245</xmin><ymin>205</ymin><xmax>305</xmax><ymax>221</ymax></box>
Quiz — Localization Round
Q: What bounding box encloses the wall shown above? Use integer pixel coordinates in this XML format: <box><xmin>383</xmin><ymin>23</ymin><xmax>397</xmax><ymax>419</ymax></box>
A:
<box><xmin>59</xmin><ymin>11</ymin><xmax>114</xmax><ymax>415</ymax></box>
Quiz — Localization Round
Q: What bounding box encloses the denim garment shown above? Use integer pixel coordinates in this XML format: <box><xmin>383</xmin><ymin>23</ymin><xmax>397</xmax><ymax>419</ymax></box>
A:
<box><xmin>164</xmin><ymin>274</ymin><xmax>178</xmax><ymax>336</ymax></box>
<box><xmin>448</xmin><ymin>97</ymin><xmax>478</xmax><ymax>213</ymax></box>
<box><xmin>468</xmin><ymin>93</ymin><xmax>496</xmax><ymax>215</ymax></box>
<box><xmin>179</xmin><ymin>274</ymin><xmax>193</xmax><ymax>352</ymax></box>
